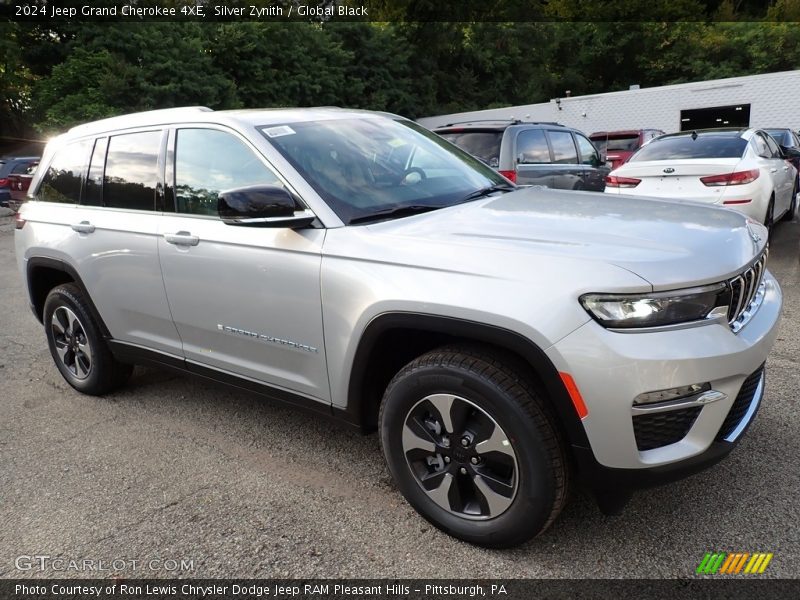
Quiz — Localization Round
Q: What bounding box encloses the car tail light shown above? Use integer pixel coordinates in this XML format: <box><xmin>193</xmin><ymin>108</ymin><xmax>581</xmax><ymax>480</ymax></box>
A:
<box><xmin>700</xmin><ymin>169</ymin><xmax>760</xmax><ymax>186</ymax></box>
<box><xmin>605</xmin><ymin>175</ymin><xmax>641</xmax><ymax>188</ymax></box>
<box><xmin>0</xmin><ymin>178</ymin><xmax>8</xmax><ymax>187</ymax></box>
<box><xmin>498</xmin><ymin>169</ymin><xmax>517</xmax><ymax>183</ymax></box>
<box><xmin>15</xmin><ymin>212</ymin><xmax>26</xmax><ymax>229</ymax></box>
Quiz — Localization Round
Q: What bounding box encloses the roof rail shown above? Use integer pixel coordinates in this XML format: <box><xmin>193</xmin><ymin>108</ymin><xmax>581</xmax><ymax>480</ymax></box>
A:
<box><xmin>440</xmin><ymin>119</ymin><xmax>523</xmax><ymax>127</ymax></box>
<box><xmin>439</xmin><ymin>119</ymin><xmax>565</xmax><ymax>128</ymax></box>
<box><xmin>68</xmin><ymin>106</ymin><xmax>213</xmax><ymax>134</ymax></box>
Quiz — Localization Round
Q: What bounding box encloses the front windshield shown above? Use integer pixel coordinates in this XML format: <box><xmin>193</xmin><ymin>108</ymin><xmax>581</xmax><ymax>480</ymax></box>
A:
<box><xmin>260</xmin><ymin>117</ymin><xmax>508</xmax><ymax>224</ymax></box>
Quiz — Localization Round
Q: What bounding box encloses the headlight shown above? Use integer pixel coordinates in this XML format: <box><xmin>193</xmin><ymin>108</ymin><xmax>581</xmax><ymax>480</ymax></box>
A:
<box><xmin>580</xmin><ymin>283</ymin><xmax>728</xmax><ymax>329</ymax></box>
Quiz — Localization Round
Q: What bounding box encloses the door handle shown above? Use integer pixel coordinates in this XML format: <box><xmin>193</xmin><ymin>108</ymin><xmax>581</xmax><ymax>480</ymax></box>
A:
<box><xmin>770</xmin><ymin>168</ymin><xmax>778</xmax><ymax>173</ymax></box>
<box><xmin>783</xmin><ymin>166</ymin><xmax>790</xmax><ymax>171</ymax></box>
<box><xmin>164</xmin><ymin>231</ymin><xmax>199</xmax><ymax>246</ymax></box>
<box><xmin>71</xmin><ymin>221</ymin><xmax>95</xmax><ymax>234</ymax></box>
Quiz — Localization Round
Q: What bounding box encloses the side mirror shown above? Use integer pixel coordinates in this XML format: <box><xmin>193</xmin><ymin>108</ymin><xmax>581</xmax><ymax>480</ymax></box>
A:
<box><xmin>218</xmin><ymin>185</ymin><xmax>315</xmax><ymax>228</ymax></box>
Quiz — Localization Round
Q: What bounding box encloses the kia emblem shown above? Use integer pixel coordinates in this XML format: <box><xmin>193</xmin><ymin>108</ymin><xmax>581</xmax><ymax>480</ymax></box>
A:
<box><xmin>663</xmin><ymin>167</ymin><xmax>675</xmax><ymax>174</ymax></box>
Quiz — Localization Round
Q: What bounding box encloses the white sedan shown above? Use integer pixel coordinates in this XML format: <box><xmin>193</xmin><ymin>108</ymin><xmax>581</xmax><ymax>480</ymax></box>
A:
<box><xmin>605</xmin><ymin>128</ymin><xmax>797</xmax><ymax>230</ymax></box>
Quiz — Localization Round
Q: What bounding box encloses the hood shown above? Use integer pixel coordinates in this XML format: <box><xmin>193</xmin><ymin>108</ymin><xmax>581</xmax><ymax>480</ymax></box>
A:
<box><xmin>363</xmin><ymin>187</ymin><xmax>767</xmax><ymax>291</ymax></box>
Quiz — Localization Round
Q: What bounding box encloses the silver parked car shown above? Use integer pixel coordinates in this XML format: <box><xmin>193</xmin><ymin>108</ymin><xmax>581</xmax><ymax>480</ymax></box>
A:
<box><xmin>15</xmin><ymin>107</ymin><xmax>781</xmax><ymax>547</ymax></box>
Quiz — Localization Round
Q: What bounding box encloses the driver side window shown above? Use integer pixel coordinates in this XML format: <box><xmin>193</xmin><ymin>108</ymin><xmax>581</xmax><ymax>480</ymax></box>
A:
<box><xmin>175</xmin><ymin>128</ymin><xmax>281</xmax><ymax>215</ymax></box>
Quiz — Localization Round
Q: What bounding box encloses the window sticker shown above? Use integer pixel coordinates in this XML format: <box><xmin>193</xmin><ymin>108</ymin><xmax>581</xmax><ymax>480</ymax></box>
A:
<box><xmin>262</xmin><ymin>125</ymin><xmax>296</xmax><ymax>138</ymax></box>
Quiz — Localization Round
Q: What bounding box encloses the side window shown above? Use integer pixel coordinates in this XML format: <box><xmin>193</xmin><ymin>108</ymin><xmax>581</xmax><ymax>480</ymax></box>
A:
<box><xmin>516</xmin><ymin>130</ymin><xmax>551</xmax><ymax>164</ymax></box>
<box><xmin>763</xmin><ymin>133</ymin><xmax>780</xmax><ymax>158</ymax></box>
<box><xmin>105</xmin><ymin>131</ymin><xmax>161</xmax><ymax>211</ymax></box>
<box><xmin>37</xmin><ymin>140</ymin><xmax>91</xmax><ymax>204</ymax></box>
<box><xmin>175</xmin><ymin>128</ymin><xmax>281</xmax><ymax>215</ymax></box>
<box><xmin>84</xmin><ymin>137</ymin><xmax>107</xmax><ymax>207</ymax></box>
<box><xmin>575</xmin><ymin>134</ymin><xmax>599</xmax><ymax>166</ymax></box>
<box><xmin>752</xmin><ymin>134</ymin><xmax>770</xmax><ymax>158</ymax></box>
<box><xmin>547</xmin><ymin>131</ymin><xmax>579</xmax><ymax>164</ymax></box>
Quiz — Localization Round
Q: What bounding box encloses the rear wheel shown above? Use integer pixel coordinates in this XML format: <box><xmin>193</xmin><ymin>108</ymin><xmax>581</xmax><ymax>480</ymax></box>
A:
<box><xmin>379</xmin><ymin>345</ymin><xmax>569</xmax><ymax>548</ymax></box>
<box><xmin>764</xmin><ymin>196</ymin><xmax>775</xmax><ymax>236</ymax></box>
<box><xmin>782</xmin><ymin>180</ymin><xmax>797</xmax><ymax>222</ymax></box>
<box><xmin>44</xmin><ymin>284</ymin><xmax>132</xmax><ymax>395</ymax></box>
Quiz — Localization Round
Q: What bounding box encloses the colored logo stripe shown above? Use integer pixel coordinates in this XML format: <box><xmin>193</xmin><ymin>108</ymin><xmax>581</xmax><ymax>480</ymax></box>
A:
<box><xmin>697</xmin><ymin>552</ymin><xmax>773</xmax><ymax>574</ymax></box>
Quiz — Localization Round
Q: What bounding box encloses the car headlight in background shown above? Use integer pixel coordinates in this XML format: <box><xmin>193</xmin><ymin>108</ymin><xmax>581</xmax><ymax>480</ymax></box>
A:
<box><xmin>580</xmin><ymin>283</ymin><xmax>728</xmax><ymax>329</ymax></box>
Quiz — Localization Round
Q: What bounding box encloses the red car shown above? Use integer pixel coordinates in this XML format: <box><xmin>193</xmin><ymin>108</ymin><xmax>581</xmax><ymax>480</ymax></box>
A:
<box><xmin>7</xmin><ymin>162</ymin><xmax>38</xmax><ymax>210</ymax></box>
<box><xmin>590</xmin><ymin>129</ymin><xmax>665</xmax><ymax>170</ymax></box>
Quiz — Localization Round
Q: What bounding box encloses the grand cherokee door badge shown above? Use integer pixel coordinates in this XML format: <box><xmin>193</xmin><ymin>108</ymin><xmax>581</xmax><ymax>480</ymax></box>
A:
<box><xmin>217</xmin><ymin>324</ymin><xmax>319</xmax><ymax>353</ymax></box>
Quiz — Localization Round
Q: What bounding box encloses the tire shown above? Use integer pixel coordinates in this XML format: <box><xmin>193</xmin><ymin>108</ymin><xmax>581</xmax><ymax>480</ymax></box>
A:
<box><xmin>43</xmin><ymin>283</ymin><xmax>132</xmax><ymax>395</ymax></box>
<box><xmin>379</xmin><ymin>345</ymin><xmax>569</xmax><ymax>548</ymax></box>
<box><xmin>782</xmin><ymin>180</ymin><xmax>797</xmax><ymax>222</ymax></box>
<box><xmin>764</xmin><ymin>196</ymin><xmax>775</xmax><ymax>236</ymax></box>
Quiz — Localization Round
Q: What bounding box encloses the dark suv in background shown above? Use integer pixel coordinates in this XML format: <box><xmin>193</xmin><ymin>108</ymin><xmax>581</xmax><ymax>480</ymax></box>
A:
<box><xmin>433</xmin><ymin>120</ymin><xmax>609</xmax><ymax>191</ymax></box>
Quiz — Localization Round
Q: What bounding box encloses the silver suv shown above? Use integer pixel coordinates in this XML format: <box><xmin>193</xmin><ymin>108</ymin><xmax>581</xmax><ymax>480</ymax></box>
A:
<box><xmin>15</xmin><ymin>107</ymin><xmax>781</xmax><ymax>548</ymax></box>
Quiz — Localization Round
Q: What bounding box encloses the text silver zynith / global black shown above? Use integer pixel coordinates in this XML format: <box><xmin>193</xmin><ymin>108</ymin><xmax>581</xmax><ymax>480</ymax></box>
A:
<box><xmin>15</xmin><ymin>106</ymin><xmax>780</xmax><ymax>547</ymax></box>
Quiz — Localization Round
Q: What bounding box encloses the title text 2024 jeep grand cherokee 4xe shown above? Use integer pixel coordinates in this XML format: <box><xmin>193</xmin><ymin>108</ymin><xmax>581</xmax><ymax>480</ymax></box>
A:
<box><xmin>16</xmin><ymin>107</ymin><xmax>781</xmax><ymax>548</ymax></box>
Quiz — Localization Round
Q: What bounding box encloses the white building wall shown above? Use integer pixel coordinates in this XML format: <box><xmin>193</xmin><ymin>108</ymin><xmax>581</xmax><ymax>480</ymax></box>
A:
<box><xmin>417</xmin><ymin>70</ymin><xmax>800</xmax><ymax>135</ymax></box>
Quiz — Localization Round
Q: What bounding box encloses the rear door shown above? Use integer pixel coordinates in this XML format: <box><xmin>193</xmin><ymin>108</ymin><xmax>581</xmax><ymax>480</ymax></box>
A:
<box><xmin>68</xmin><ymin>130</ymin><xmax>182</xmax><ymax>355</ymax></box>
<box><xmin>157</xmin><ymin>126</ymin><xmax>329</xmax><ymax>402</ymax></box>
<box><xmin>760</xmin><ymin>132</ymin><xmax>793</xmax><ymax>214</ymax></box>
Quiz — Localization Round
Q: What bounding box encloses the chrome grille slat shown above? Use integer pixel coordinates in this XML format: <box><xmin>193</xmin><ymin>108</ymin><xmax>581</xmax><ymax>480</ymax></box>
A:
<box><xmin>727</xmin><ymin>249</ymin><xmax>768</xmax><ymax>332</ymax></box>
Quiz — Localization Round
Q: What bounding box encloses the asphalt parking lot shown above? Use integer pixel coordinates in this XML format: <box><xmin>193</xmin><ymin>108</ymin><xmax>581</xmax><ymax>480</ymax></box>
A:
<box><xmin>1</xmin><ymin>209</ymin><xmax>799</xmax><ymax>580</ymax></box>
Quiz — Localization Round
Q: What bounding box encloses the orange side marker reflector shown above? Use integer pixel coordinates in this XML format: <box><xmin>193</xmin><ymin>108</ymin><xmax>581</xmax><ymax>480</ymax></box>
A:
<box><xmin>559</xmin><ymin>372</ymin><xmax>588</xmax><ymax>419</ymax></box>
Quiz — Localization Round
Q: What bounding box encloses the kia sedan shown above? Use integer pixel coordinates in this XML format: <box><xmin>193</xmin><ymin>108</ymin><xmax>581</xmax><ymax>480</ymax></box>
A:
<box><xmin>605</xmin><ymin>128</ymin><xmax>796</xmax><ymax>230</ymax></box>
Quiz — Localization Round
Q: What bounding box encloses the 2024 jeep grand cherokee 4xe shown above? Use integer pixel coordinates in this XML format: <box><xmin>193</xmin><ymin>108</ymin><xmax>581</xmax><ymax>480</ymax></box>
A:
<box><xmin>15</xmin><ymin>107</ymin><xmax>781</xmax><ymax>548</ymax></box>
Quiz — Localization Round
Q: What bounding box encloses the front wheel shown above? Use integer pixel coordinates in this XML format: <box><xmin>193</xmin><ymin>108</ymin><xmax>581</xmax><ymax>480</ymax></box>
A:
<box><xmin>43</xmin><ymin>283</ymin><xmax>133</xmax><ymax>395</ymax></box>
<box><xmin>379</xmin><ymin>346</ymin><xmax>569</xmax><ymax>548</ymax></box>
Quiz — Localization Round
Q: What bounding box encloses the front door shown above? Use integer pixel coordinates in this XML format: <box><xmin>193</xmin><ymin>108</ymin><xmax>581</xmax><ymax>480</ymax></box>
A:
<box><xmin>157</xmin><ymin>126</ymin><xmax>330</xmax><ymax>403</ymax></box>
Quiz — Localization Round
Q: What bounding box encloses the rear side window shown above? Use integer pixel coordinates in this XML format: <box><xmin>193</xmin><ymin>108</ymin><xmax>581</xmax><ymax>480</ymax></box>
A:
<box><xmin>38</xmin><ymin>140</ymin><xmax>91</xmax><ymax>204</ymax></box>
<box><xmin>516</xmin><ymin>129</ymin><xmax>551</xmax><ymax>163</ymax></box>
<box><xmin>175</xmin><ymin>128</ymin><xmax>281</xmax><ymax>215</ymax></box>
<box><xmin>575</xmin><ymin>134</ymin><xmax>599</xmax><ymax>166</ymax></box>
<box><xmin>630</xmin><ymin>134</ymin><xmax>748</xmax><ymax>161</ymax></box>
<box><xmin>765</xmin><ymin>130</ymin><xmax>791</xmax><ymax>146</ymax></box>
<box><xmin>104</xmin><ymin>131</ymin><xmax>161</xmax><ymax>211</ymax></box>
<box><xmin>763</xmin><ymin>133</ymin><xmax>781</xmax><ymax>157</ymax></box>
<box><xmin>547</xmin><ymin>131</ymin><xmax>578</xmax><ymax>164</ymax></box>
<box><xmin>438</xmin><ymin>131</ymin><xmax>503</xmax><ymax>167</ymax></box>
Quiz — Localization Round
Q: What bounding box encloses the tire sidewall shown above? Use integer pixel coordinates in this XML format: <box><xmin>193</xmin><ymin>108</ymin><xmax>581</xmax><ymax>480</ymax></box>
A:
<box><xmin>380</xmin><ymin>361</ymin><xmax>560</xmax><ymax>547</ymax></box>
<box><xmin>43</xmin><ymin>286</ymin><xmax>108</xmax><ymax>394</ymax></box>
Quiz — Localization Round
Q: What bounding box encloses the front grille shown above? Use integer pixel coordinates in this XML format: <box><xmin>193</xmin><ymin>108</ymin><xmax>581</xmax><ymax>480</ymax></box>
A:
<box><xmin>726</xmin><ymin>249</ymin><xmax>768</xmax><ymax>331</ymax></box>
<box><xmin>716</xmin><ymin>365</ymin><xmax>765</xmax><ymax>441</ymax></box>
<box><xmin>633</xmin><ymin>407</ymin><xmax>702</xmax><ymax>451</ymax></box>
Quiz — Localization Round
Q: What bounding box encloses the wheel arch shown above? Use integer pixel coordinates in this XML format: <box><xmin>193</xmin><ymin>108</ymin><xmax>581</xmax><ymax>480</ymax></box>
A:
<box><xmin>26</xmin><ymin>256</ymin><xmax>111</xmax><ymax>338</ymax></box>
<box><xmin>344</xmin><ymin>312</ymin><xmax>590</xmax><ymax>452</ymax></box>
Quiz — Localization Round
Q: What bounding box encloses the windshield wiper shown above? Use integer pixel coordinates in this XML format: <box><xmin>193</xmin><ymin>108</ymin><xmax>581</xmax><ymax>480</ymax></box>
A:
<box><xmin>457</xmin><ymin>183</ymin><xmax>516</xmax><ymax>204</ymax></box>
<box><xmin>348</xmin><ymin>204</ymin><xmax>444</xmax><ymax>225</ymax></box>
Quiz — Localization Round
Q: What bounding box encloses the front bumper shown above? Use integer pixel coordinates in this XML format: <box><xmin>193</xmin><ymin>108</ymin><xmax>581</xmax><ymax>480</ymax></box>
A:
<box><xmin>573</xmin><ymin>367</ymin><xmax>763</xmax><ymax>513</ymax></box>
<box><xmin>546</xmin><ymin>271</ymin><xmax>781</xmax><ymax>475</ymax></box>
